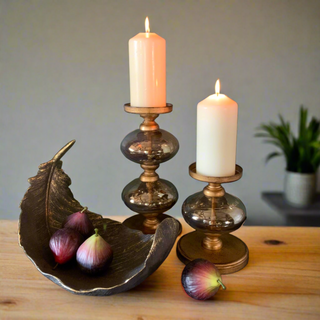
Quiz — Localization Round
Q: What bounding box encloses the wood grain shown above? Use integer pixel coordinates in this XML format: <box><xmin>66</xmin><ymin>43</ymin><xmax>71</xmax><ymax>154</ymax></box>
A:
<box><xmin>1</xmin><ymin>217</ymin><xmax>320</xmax><ymax>320</ymax></box>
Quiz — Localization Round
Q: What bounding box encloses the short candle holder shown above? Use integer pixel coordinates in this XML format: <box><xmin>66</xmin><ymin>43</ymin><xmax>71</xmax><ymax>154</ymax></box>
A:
<box><xmin>177</xmin><ymin>163</ymin><xmax>249</xmax><ymax>274</ymax></box>
<box><xmin>121</xmin><ymin>103</ymin><xmax>182</xmax><ymax>234</ymax></box>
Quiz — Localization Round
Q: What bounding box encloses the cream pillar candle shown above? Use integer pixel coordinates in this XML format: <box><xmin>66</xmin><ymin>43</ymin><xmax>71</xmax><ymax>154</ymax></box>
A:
<box><xmin>129</xmin><ymin>17</ymin><xmax>166</xmax><ymax>107</ymax></box>
<box><xmin>196</xmin><ymin>80</ymin><xmax>238</xmax><ymax>177</ymax></box>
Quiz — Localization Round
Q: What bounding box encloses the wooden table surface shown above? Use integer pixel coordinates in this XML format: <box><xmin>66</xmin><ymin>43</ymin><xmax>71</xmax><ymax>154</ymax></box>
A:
<box><xmin>1</xmin><ymin>217</ymin><xmax>320</xmax><ymax>320</ymax></box>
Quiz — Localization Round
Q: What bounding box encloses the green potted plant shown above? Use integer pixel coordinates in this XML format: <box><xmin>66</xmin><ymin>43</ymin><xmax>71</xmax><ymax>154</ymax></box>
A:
<box><xmin>255</xmin><ymin>106</ymin><xmax>320</xmax><ymax>207</ymax></box>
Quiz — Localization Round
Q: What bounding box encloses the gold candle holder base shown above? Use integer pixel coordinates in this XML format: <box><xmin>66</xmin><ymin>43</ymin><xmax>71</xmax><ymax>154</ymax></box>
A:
<box><xmin>121</xmin><ymin>103</ymin><xmax>182</xmax><ymax>235</ymax></box>
<box><xmin>176</xmin><ymin>163</ymin><xmax>249</xmax><ymax>274</ymax></box>
<box><xmin>177</xmin><ymin>232</ymin><xmax>249</xmax><ymax>274</ymax></box>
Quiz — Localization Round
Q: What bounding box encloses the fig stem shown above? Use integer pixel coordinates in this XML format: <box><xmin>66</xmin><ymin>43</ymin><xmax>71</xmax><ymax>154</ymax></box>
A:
<box><xmin>81</xmin><ymin>207</ymin><xmax>88</xmax><ymax>213</ymax></box>
<box><xmin>94</xmin><ymin>228</ymin><xmax>99</xmax><ymax>237</ymax></box>
<box><xmin>217</xmin><ymin>279</ymin><xmax>226</xmax><ymax>290</ymax></box>
<box><xmin>53</xmin><ymin>263</ymin><xmax>59</xmax><ymax>270</ymax></box>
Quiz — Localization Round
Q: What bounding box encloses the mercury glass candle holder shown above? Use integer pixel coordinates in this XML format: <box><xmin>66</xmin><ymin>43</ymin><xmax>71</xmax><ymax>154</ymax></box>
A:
<box><xmin>121</xmin><ymin>103</ymin><xmax>182</xmax><ymax>234</ymax></box>
<box><xmin>176</xmin><ymin>163</ymin><xmax>249</xmax><ymax>274</ymax></box>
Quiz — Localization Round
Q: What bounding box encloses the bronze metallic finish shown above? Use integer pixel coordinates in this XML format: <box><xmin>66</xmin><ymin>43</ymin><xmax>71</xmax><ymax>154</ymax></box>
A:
<box><xmin>177</xmin><ymin>231</ymin><xmax>249</xmax><ymax>274</ymax></box>
<box><xmin>203</xmin><ymin>183</ymin><xmax>226</xmax><ymax>198</ymax></box>
<box><xmin>140</xmin><ymin>163</ymin><xmax>159</xmax><ymax>183</ymax></box>
<box><xmin>202</xmin><ymin>234</ymin><xmax>223</xmax><ymax>250</ymax></box>
<box><xmin>124</xmin><ymin>103</ymin><xmax>173</xmax><ymax>115</ymax></box>
<box><xmin>122</xmin><ymin>103</ymin><xmax>181</xmax><ymax>235</ymax></box>
<box><xmin>189</xmin><ymin>163</ymin><xmax>243</xmax><ymax>183</ymax></box>
<box><xmin>140</xmin><ymin>114</ymin><xmax>160</xmax><ymax>131</ymax></box>
<box><xmin>19</xmin><ymin>141</ymin><xmax>180</xmax><ymax>296</ymax></box>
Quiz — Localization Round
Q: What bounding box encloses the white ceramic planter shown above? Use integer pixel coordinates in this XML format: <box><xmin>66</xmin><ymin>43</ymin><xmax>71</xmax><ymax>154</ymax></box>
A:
<box><xmin>284</xmin><ymin>171</ymin><xmax>316</xmax><ymax>207</ymax></box>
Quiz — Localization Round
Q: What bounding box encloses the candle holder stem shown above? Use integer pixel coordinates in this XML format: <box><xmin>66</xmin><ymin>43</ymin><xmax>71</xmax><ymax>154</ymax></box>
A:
<box><xmin>211</xmin><ymin>198</ymin><xmax>215</xmax><ymax>225</ymax></box>
<box><xmin>140</xmin><ymin>164</ymin><xmax>159</xmax><ymax>182</ymax></box>
<box><xmin>140</xmin><ymin>114</ymin><xmax>159</xmax><ymax>131</ymax></box>
<box><xmin>202</xmin><ymin>234</ymin><xmax>222</xmax><ymax>251</ymax></box>
<box><xmin>203</xmin><ymin>183</ymin><xmax>225</xmax><ymax>198</ymax></box>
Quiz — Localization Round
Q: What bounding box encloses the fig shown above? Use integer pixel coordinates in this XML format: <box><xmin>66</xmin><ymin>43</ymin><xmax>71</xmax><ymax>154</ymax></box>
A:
<box><xmin>63</xmin><ymin>207</ymin><xmax>94</xmax><ymax>238</ymax></box>
<box><xmin>76</xmin><ymin>228</ymin><xmax>113</xmax><ymax>274</ymax></box>
<box><xmin>49</xmin><ymin>228</ymin><xmax>83</xmax><ymax>265</ymax></box>
<box><xmin>181</xmin><ymin>259</ymin><xmax>226</xmax><ymax>300</ymax></box>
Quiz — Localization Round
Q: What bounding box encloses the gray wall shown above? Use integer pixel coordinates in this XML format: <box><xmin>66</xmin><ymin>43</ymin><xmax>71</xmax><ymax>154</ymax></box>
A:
<box><xmin>1</xmin><ymin>0</ymin><xmax>320</xmax><ymax>224</ymax></box>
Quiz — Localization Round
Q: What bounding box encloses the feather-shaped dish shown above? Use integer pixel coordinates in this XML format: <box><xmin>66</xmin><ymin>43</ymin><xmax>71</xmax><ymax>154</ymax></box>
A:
<box><xmin>19</xmin><ymin>140</ymin><xmax>179</xmax><ymax>296</ymax></box>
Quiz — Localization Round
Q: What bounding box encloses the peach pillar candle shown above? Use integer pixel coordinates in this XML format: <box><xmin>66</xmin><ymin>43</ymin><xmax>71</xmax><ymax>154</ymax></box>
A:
<box><xmin>129</xmin><ymin>17</ymin><xmax>166</xmax><ymax>107</ymax></box>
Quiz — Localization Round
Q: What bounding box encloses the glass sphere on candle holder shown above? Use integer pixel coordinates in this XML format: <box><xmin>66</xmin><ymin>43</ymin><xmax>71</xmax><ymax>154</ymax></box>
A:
<box><xmin>122</xmin><ymin>178</ymin><xmax>178</xmax><ymax>215</ymax></box>
<box><xmin>121</xmin><ymin>129</ymin><xmax>179</xmax><ymax>164</ymax></box>
<box><xmin>182</xmin><ymin>192</ymin><xmax>246</xmax><ymax>234</ymax></box>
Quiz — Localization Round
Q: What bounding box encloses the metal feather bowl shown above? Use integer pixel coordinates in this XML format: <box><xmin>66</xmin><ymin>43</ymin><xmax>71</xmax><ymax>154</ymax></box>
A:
<box><xmin>18</xmin><ymin>140</ymin><xmax>180</xmax><ymax>296</ymax></box>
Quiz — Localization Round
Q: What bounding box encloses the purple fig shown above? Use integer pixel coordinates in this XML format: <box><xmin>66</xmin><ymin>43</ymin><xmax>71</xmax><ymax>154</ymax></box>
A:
<box><xmin>76</xmin><ymin>228</ymin><xmax>113</xmax><ymax>274</ymax></box>
<box><xmin>49</xmin><ymin>228</ymin><xmax>83</xmax><ymax>265</ymax></box>
<box><xmin>63</xmin><ymin>207</ymin><xmax>94</xmax><ymax>238</ymax></box>
<box><xmin>181</xmin><ymin>259</ymin><xmax>226</xmax><ymax>300</ymax></box>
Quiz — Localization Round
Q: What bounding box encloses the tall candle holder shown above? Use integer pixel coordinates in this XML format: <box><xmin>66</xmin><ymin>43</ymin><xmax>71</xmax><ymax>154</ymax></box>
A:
<box><xmin>177</xmin><ymin>163</ymin><xmax>249</xmax><ymax>274</ymax></box>
<box><xmin>121</xmin><ymin>103</ymin><xmax>182</xmax><ymax>234</ymax></box>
